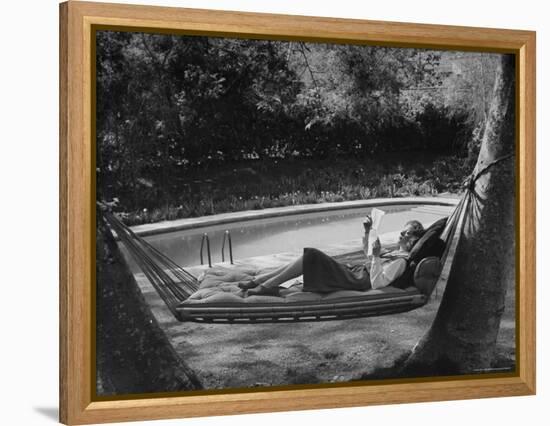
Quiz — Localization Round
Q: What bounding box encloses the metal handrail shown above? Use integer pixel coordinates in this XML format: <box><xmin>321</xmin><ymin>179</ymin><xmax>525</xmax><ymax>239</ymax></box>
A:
<box><xmin>221</xmin><ymin>230</ymin><xmax>234</xmax><ymax>264</ymax></box>
<box><xmin>199</xmin><ymin>233</ymin><xmax>212</xmax><ymax>267</ymax></box>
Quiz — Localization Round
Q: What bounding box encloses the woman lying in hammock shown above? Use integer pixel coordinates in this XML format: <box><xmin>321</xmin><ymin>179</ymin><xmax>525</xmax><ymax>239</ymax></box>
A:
<box><xmin>240</xmin><ymin>216</ymin><xmax>425</xmax><ymax>297</ymax></box>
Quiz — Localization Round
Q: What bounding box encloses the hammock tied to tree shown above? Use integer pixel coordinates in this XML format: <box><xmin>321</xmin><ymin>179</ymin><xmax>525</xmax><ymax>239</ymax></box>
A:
<box><xmin>101</xmin><ymin>153</ymin><xmax>513</xmax><ymax>323</ymax></box>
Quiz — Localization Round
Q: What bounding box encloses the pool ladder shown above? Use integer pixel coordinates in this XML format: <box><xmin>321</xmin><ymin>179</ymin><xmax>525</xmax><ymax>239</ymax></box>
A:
<box><xmin>199</xmin><ymin>233</ymin><xmax>212</xmax><ymax>267</ymax></box>
<box><xmin>200</xmin><ymin>230</ymin><xmax>233</xmax><ymax>267</ymax></box>
<box><xmin>221</xmin><ymin>230</ymin><xmax>234</xmax><ymax>264</ymax></box>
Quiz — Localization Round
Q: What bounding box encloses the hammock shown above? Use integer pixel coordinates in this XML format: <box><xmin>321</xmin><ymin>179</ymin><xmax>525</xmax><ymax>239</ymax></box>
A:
<box><xmin>102</xmin><ymin>197</ymin><xmax>457</xmax><ymax>323</ymax></box>
<box><xmin>103</xmin><ymin>153</ymin><xmax>512</xmax><ymax>323</ymax></box>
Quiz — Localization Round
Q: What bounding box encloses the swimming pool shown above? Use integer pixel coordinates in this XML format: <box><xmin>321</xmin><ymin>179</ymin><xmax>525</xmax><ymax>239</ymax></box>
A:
<box><xmin>134</xmin><ymin>200</ymin><xmax>457</xmax><ymax>268</ymax></box>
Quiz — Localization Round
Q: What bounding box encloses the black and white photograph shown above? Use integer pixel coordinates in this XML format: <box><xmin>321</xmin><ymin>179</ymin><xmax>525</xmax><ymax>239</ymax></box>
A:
<box><xmin>94</xmin><ymin>29</ymin><xmax>516</xmax><ymax>397</ymax></box>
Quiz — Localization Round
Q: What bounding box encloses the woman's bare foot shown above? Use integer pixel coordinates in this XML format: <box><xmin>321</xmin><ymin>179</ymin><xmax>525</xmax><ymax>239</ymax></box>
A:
<box><xmin>247</xmin><ymin>285</ymin><xmax>280</xmax><ymax>297</ymax></box>
<box><xmin>238</xmin><ymin>280</ymin><xmax>259</xmax><ymax>290</ymax></box>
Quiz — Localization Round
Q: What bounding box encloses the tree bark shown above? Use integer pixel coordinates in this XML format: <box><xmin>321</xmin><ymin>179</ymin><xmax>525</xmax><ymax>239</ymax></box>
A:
<box><xmin>403</xmin><ymin>54</ymin><xmax>515</xmax><ymax>375</ymax></box>
<box><xmin>96</xmin><ymin>211</ymin><xmax>202</xmax><ymax>395</ymax></box>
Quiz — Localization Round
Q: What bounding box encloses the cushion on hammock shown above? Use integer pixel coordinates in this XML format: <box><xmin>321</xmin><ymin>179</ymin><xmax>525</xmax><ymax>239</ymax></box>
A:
<box><xmin>408</xmin><ymin>217</ymin><xmax>447</xmax><ymax>263</ymax></box>
<box><xmin>182</xmin><ymin>263</ymin><xmax>418</xmax><ymax>305</ymax></box>
<box><xmin>198</xmin><ymin>267</ymin><xmax>258</xmax><ymax>289</ymax></box>
<box><xmin>413</xmin><ymin>256</ymin><xmax>442</xmax><ymax>296</ymax></box>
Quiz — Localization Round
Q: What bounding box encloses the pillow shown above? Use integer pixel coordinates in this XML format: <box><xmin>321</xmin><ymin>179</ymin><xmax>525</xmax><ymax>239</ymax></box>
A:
<box><xmin>413</xmin><ymin>257</ymin><xmax>442</xmax><ymax>296</ymax></box>
<box><xmin>408</xmin><ymin>217</ymin><xmax>447</xmax><ymax>263</ymax></box>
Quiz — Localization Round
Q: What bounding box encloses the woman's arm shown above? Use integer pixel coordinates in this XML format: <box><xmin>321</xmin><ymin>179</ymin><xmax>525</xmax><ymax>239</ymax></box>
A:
<box><xmin>370</xmin><ymin>257</ymin><xmax>407</xmax><ymax>289</ymax></box>
<box><xmin>361</xmin><ymin>215</ymin><xmax>372</xmax><ymax>258</ymax></box>
<box><xmin>362</xmin><ymin>234</ymin><xmax>370</xmax><ymax>258</ymax></box>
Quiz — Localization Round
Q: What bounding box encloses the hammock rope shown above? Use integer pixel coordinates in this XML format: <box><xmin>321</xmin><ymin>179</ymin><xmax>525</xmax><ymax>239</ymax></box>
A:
<box><xmin>438</xmin><ymin>152</ymin><xmax>514</xmax><ymax>288</ymax></box>
<box><xmin>464</xmin><ymin>153</ymin><xmax>514</xmax><ymax>192</ymax></box>
<box><xmin>103</xmin><ymin>211</ymin><xmax>199</xmax><ymax>316</ymax></box>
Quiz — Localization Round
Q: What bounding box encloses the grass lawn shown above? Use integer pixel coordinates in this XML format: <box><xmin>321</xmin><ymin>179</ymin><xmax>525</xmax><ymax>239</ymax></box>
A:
<box><xmin>134</xmin><ymin>270</ymin><xmax>515</xmax><ymax>390</ymax></box>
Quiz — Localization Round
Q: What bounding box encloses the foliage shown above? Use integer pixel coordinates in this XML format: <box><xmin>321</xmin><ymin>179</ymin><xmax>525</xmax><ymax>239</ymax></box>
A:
<box><xmin>96</xmin><ymin>31</ymin><xmax>503</xmax><ymax>215</ymax></box>
<box><xmin>120</xmin><ymin>154</ymin><xmax>468</xmax><ymax>226</ymax></box>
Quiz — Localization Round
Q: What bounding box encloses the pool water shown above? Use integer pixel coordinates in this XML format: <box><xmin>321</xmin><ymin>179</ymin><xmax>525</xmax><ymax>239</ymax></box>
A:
<box><xmin>136</xmin><ymin>204</ymin><xmax>453</xmax><ymax>268</ymax></box>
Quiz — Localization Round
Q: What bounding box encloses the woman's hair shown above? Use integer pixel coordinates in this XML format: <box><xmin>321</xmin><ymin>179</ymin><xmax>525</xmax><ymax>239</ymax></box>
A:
<box><xmin>404</xmin><ymin>220</ymin><xmax>425</xmax><ymax>251</ymax></box>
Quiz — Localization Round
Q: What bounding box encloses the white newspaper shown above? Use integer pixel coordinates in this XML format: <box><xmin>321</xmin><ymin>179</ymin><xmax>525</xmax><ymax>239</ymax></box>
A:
<box><xmin>367</xmin><ymin>208</ymin><xmax>386</xmax><ymax>256</ymax></box>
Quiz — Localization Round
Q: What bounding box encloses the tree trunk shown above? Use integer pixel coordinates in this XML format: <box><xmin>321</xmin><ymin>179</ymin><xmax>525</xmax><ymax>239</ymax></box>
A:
<box><xmin>403</xmin><ymin>54</ymin><xmax>515</xmax><ymax>375</ymax></box>
<box><xmin>96</xmin><ymin>211</ymin><xmax>202</xmax><ymax>395</ymax></box>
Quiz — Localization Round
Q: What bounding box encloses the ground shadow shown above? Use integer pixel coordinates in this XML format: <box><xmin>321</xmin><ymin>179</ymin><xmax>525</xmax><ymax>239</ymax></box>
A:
<box><xmin>33</xmin><ymin>406</ymin><xmax>58</xmax><ymax>423</ymax></box>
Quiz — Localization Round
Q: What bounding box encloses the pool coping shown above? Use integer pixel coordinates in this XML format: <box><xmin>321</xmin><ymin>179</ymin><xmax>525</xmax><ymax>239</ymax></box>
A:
<box><xmin>130</xmin><ymin>195</ymin><xmax>460</xmax><ymax>237</ymax></box>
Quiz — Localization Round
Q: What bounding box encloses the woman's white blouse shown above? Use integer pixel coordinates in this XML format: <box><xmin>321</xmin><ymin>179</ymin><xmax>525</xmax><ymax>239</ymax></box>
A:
<box><xmin>369</xmin><ymin>255</ymin><xmax>407</xmax><ymax>289</ymax></box>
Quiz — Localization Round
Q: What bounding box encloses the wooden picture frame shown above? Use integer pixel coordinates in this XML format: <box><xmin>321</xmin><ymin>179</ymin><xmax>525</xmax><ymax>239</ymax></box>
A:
<box><xmin>59</xmin><ymin>1</ymin><xmax>536</xmax><ymax>424</ymax></box>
